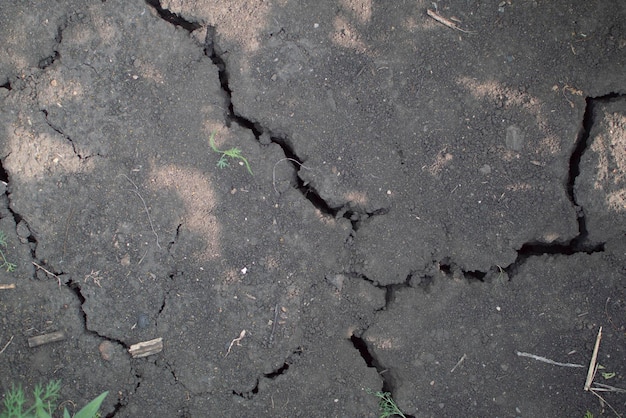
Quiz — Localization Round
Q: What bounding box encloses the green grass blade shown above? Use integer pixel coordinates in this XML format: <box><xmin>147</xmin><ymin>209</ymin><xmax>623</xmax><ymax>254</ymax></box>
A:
<box><xmin>71</xmin><ymin>391</ymin><xmax>108</xmax><ymax>418</ymax></box>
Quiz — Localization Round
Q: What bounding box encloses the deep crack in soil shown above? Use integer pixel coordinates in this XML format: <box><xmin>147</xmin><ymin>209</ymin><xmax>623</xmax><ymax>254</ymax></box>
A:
<box><xmin>1</xmin><ymin>1</ymin><xmax>625</xmax><ymax>417</ymax></box>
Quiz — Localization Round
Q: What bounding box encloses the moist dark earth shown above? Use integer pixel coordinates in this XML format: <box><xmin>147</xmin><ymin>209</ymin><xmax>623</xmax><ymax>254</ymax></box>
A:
<box><xmin>1</xmin><ymin>1</ymin><xmax>625</xmax><ymax>417</ymax></box>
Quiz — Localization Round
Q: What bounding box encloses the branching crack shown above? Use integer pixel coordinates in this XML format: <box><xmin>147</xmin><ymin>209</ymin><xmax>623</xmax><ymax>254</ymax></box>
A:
<box><xmin>201</xmin><ymin>25</ymin><xmax>382</xmax><ymax>226</ymax></box>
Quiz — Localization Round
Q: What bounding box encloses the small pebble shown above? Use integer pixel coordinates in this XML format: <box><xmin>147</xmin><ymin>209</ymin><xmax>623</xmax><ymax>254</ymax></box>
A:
<box><xmin>137</xmin><ymin>313</ymin><xmax>151</xmax><ymax>329</ymax></box>
<box><xmin>505</xmin><ymin>125</ymin><xmax>525</xmax><ymax>151</ymax></box>
<box><xmin>98</xmin><ymin>341</ymin><xmax>115</xmax><ymax>361</ymax></box>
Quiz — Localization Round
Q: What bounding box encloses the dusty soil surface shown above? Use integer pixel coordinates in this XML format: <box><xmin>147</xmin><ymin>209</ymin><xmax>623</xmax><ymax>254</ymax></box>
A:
<box><xmin>1</xmin><ymin>1</ymin><xmax>625</xmax><ymax>417</ymax></box>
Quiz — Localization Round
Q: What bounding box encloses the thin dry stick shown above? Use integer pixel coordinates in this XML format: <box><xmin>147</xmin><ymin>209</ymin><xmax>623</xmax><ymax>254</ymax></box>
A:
<box><xmin>450</xmin><ymin>353</ymin><xmax>467</xmax><ymax>373</ymax></box>
<box><xmin>585</xmin><ymin>327</ymin><xmax>602</xmax><ymax>391</ymax></box>
<box><xmin>121</xmin><ymin>174</ymin><xmax>162</xmax><ymax>250</ymax></box>
<box><xmin>0</xmin><ymin>283</ymin><xmax>16</xmax><ymax>290</ymax></box>
<box><xmin>272</xmin><ymin>158</ymin><xmax>312</xmax><ymax>195</ymax></box>
<box><xmin>269</xmin><ymin>303</ymin><xmax>280</xmax><ymax>345</ymax></box>
<box><xmin>516</xmin><ymin>351</ymin><xmax>584</xmax><ymax>368</ymax></box>
<box><xmin>426</xmin><ymin>9</ymin><xmax>475</xmax><ymax>34</ymax></box>
<box><xmin>582</xmin><ymin>327</ymin><xmax>624</xmax><ymax>417</ymax></box>
<box><xmin>61</xmin><ymin>204</ymin><xmax>74</xmax><ymax>261</ymax></box>
<box><xmin>589</xmin><ymin>390</ymin><xmax>623</xmax><ymax>418</ymax></box>
<box><xmin>0</xmin><ymin>335</ymin><xmax>13</xmax><ymax>355</ymax></box>
<box><xmin>592</xmin><ymin>382</ymin><xmax>626</xmax><ymax>393</ymax></box>
<box><xmin>32</xmin><ymin>262</ymin><xmax>61</xmax><ymax>287</ymax></box>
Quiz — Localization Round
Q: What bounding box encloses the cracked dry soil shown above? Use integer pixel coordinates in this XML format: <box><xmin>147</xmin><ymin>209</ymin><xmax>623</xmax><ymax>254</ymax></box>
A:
<box><xmin>1</xmin><ymin>1</ymin><xmax>625</xmax><ymax>417</ymax></box>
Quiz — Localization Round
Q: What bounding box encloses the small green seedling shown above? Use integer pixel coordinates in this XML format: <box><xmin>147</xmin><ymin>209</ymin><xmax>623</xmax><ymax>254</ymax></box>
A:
<box><xmin>597</xmin><ymin>364</ymin><xmax>616</xmax><ymax>380</ymax></box>
<box><xmin>366</xmin><ymin>388</ymin><xmax>406</xmax><ymax>418</ymax></box>
<box><xmin>0</xmin><ymin>380</ymin><xmax>108</xmax><ymax>418</ymax></box>
<box><xmin>0</xmin><ymin>230</ymin><xmax>16</xmax><ymax>272</ymax></box>
<box><xmin>209</xmin><ymin>131</ymin><xmax>253</xmax><ymax>175</ymax></box>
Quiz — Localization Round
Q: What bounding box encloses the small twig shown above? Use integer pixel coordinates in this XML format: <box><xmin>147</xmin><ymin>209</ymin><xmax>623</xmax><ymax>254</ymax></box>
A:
<box><xmin>28</xmin><ymin>331</ymin><xmax>66</xmax><ymax>348</ymax></box>
<box><xmin>450</xmin><ymin>353</ymin><xmax>467</xmax><ymax>373</ymax></box>
<box><xmin>225</xmin><ymin>330</ymin><xmax>246</xmax><ymax>357</ymax></box>
<box><xmin>32</xmin><ymin>262</ymin><xmax>61</xmax><ymax>287</ymax></box>
<box><xmin>0</xmin><ymin>335</ymin><xmax>13</xmax><ymax>355</ymax></box>
<box><xmin>272</xmin><ymin>158</ymin><xmax>312</xmax><ymax>195</ymax></box>
<box><xmin>516</xmin><ymin>351</ymin><xmax>584</xmax><ymax>368</ymax></box>
<box><xmin>62</xmin><ymin>204</ymin><xmax>74</xmax><ymax>261</ymax></box>
<box><xmin>0</xmin><ymin>283</ymin><xmax>16</xmax><ymax>290</ymax></box>
<box><xmin>426</xmin><ymin>9</ymin><xmax>475</xmax><ymax>34</ymax></box>
<box><xmin>585</xmin><ymin>327</ymin><xmax>602</xmax><ymax>391</ymax></box>
<box><xmin>121</xmin><ymin>174</ymin><xmax>162</xmax><ymax>250</ymax></box>
<box><xmin>269</xmin><ymin>304</ymin><xmax>280</xmax><ymax>345</ymax></box>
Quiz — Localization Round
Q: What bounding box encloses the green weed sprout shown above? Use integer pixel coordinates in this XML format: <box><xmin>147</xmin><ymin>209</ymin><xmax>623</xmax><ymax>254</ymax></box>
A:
<box><xmin>209</xmin><ymin>131</ymin><xmax>253</xmax><ymax>175</ymax></box>
<box><xmin>366</xmin><ymin>389</ymin><xmax>406</xmax><ymax>418</ymax></box>
<box><xmin>0</xmin><ymin>380</ymin><xmax>108</xmax><ymax>418</ymax></box>
<box><xmin>0</xmin><ymin>230</ymin><xmax>16</xmax><ymax>272</ymax></box>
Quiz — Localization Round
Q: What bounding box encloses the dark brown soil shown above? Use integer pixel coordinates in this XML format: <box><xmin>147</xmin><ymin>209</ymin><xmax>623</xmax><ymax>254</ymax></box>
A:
<box><xmin>1</xmin><ymin>1</ymin><xmax>625</xmax><ymax>417</ymax></box>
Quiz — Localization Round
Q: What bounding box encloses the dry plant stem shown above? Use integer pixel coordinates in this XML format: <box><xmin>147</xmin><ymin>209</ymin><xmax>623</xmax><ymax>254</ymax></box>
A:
<box><xmin>62</xmin><ymin>204</ymin><xmax>74</xmax><ymax>260</ymax></box>
<box><xmin>590</xmin><ymin>390</ymin><xmax>623</xmax><ymax>418</ymax></box>
<box><xmin>582</xmin><ymin>328</ymin><xmax>623</xmax><ymax>417</ymax></box>
<box><xmin>516</xmin><ymin>351</ymin><xmax>584</xmax><ymax>368</ymax></box>
<box><xmin>32</xmin><ymin>261</ymin><xmax>61</xmax><ymax>287</ymax></box>
<box><xmin>269</xmin><ymin>304</ymin><xmax>280</xmax><ymax>345</ymax></box>
<box><xmin>225</xmin><ymin>330</ymin><xmax>246</xmax><ymax>357</ymax></box>
<box><xmin>0</xmin><ymin>335</ymin><xmax>14</xmax><ymax>355</ymax></box>
<box><xmin>585</xmin><ymin>326</ymin><xmax>602</xmax><ymax>391</ymax></box>
<box><xmin>426</xmin><ymin>9</ymin><xmax>475</xmax><ymax>34</ymax></box>
<box><xmin>592</xmin><ymin>382</ymin><xmax>626</xmax><ymax>393</ymax></box>
<box><xmin>122</xmin><ymin>174</ymin><xmax>162</xmax><ymax>250</ymax></box>
<box><xmin>0</xmin><ymin>283</ymin><xmax>16</xmax><ymax>289</ymax></box>
<box><xmin>272</xmin><ymin>158</ymin><xmax>312</xmax><ymax>195</ymax></box>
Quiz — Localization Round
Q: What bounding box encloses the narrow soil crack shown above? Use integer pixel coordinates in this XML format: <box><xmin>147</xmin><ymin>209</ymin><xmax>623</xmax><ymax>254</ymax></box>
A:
<box><xmin>0</xmin><ymin>160</ymin><xmax>38</xmax><ymax>263</ymax></box>
<box><xmin>37</xmin><ymin>17</ymin><xmax>66</xmax><ymax>70</ymax></box>
<box><xmin>40</xmin><ymin>108</ymin><xmax>103</xmax><ymax>161</ymax></box>
<box><xmin>202</xmin><ymin>25</ymin><xmax>380</xmax><ymax>228</ymax></box>
<box><xmin>146</xmin><ymin>7</ymin><xmax>387</xmax><ymax>235</ymax></box>
<box><xmin>503</xmin><ymin>93</ymin><xmax>623</xmax><ymax>277</ymax></box>
<box><xmin>144</xmin><ymin>0</ymin><xmax>201</xmax><ymax>31</ymax></box>
<box><xmin>40</xmin><ymin>109</ymin><xmax>79</xmax><ymax>156</ymax></box>
<box><xmin>349</xmin><ymin>332</ymin><xmax>413</xmax><ymax>418</ymax></box>
<box><xmin>2</xmin><ymin>157</ymin><xmax>129</xmax><ymax>409</ymax></box>
<box><xmin>231</xmin><ymin>346</ymin><xmax>303</xmax><ymax>400</ymax></box>
<box><xmin>66</xmin><ymin>278</ymin><xmax>130</xmax><ymax>348</ymax></box>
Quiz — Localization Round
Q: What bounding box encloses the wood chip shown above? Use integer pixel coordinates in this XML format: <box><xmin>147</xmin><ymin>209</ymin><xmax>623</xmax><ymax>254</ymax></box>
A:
<box><xmin>129</xmin><ymin>337</ymin><xmax>163</xmax><ymax>358</ymax></box>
